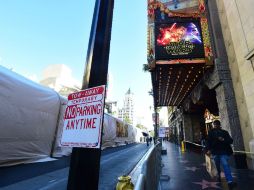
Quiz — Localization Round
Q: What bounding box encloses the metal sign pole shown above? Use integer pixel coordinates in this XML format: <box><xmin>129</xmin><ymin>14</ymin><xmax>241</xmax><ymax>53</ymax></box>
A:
<box><xmin>67</xmin><ymin>0</ymin><xmax>114</xmax><ymax>189</ymax></box>
<box><xmin>155</xmin><ymin>107</ymin><xmax>158</xmax><ymax>139</ymax></box>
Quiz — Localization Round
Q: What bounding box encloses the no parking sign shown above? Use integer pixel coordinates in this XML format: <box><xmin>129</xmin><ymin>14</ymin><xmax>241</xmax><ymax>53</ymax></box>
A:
<box><xmin>60</xmin><ymin>85</ymin><xmax>105</xmax><ymax>148</ymax></box>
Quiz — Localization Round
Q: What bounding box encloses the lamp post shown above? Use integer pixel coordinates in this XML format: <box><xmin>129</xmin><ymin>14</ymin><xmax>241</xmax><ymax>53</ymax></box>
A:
<box><xmin>67</xmin><ymin>0</ymin><xmax>114</xmax><ymax>189</ymax></box>
<box><xmin>148</xmin><ymin>89</ymin><xmax>158</xmax><ymax>141</ymax></box>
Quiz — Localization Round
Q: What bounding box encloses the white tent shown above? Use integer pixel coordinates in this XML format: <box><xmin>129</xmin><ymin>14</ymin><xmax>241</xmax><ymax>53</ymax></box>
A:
<box><xmin>0</xmin><ymin>66</ymin><xmax>140</xmax><ymax>167</ymax></box>
<box><xmin>102</xmin><ymin>113</ymin><xmax>138</xmax><ymax>148</ymax></box>
<box><xmin>0</xmin><ymin>66</ymin><xmax>62</xmax><ymax>166</ymax></box>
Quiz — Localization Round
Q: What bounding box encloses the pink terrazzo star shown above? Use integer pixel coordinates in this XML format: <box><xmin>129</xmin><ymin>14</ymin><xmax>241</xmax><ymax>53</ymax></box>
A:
<box><xmin>193</xmin><ymin>179</ymin><xmax>221</xmax><ymax>189</ymax></box>
<box><xmin>185</xmin><ymin>166</ymin><xmax>199</xmax><ymax>172</ymax></box>
<box><xmin>179</xmin><ymin>160</ymin><xmax>189</xmax><ymax>163</ymax></box>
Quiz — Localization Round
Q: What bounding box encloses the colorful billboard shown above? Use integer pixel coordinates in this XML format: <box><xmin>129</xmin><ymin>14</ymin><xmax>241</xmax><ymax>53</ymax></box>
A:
<box><xmin>147</xmin><ymin>0</ymin><xmax>213</xmax><ymax>65</ymax></box>
<box><xmin>155</xmin><ymin>19</ymin><xmax>205</xmax><ymax>60</ymax></box>
<box><xmin>116</xmin><ymin>120</ymin><xmax>129</xmax><ymax>137</ymax></box>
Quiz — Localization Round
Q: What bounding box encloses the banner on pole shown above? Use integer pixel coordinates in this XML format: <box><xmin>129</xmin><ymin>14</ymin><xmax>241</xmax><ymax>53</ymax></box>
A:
<box><xmin>152</xmin><ymin>112</ymin><xmax>159</xmax><ymax>125</ymax></box>
<box><xmin>158</xmin><ymin>127</ymin><xmax>166</xmax><ymax>138</ymax></box>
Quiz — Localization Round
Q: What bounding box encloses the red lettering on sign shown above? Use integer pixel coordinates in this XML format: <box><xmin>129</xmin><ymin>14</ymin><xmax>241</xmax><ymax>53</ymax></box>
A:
<box><xmin>68</xmin><ymin>86</ymin><xmax>104</xmax><ymax>100</ymax></box>
<box><xmin>64</xmin><ymin>104</ymin><xmax>102</xmax><ymax>119</ymax></box>
<box><xmin>64</xmin><ymin>105</ymin><xmax>77</xmax><ymax>119</ymax></box>
<box><xmin>65</xmin><ymin>118</ymin><xmax>97</xmax><ymax>130</ymax></box>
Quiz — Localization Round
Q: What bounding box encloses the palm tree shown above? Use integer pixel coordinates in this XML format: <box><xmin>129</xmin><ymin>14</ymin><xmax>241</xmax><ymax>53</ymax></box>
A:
<box><xmin>142</xmin><ymin>64</ymin><xmax>150</xmax><ymax>72</ymax></box>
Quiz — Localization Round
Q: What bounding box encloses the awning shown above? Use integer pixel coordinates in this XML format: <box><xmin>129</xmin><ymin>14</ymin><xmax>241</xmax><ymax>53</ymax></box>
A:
<box><xmin>151</xmin><ymin>64</ymin><xmax>211</xmax><ymax>106</ymax></box>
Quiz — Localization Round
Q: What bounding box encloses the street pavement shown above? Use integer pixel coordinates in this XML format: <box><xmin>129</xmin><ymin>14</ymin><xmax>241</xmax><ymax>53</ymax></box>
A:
<box><xmin>0</xmin><ymin>143</ymin><xmax>149</xmax><ymax>190</ymax></box>
<box><xmin>99</xmin><ymin>143</ymin><xmax>149</xmax><ymax>190</ymax></box>
<box><xmin>159</xmin><ymin>141</ymin><xmax>254</xmax><ymax>190</ymax></box>
<box><xmin>4</xmin><ymin>141</ymin><xmax>254</xmax><ymax>190</ymax></box>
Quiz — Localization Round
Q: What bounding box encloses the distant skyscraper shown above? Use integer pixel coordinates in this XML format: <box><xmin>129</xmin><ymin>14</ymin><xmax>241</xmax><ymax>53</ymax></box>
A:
<box><xmin>40</xmin><ymin>64</ymin><xmax>81</xmax><ymax>97</ymax></box>
<box><xmin>118</xmin><ymin>88</ymin><xmax>134</xmax><ymax>125</ymax></box>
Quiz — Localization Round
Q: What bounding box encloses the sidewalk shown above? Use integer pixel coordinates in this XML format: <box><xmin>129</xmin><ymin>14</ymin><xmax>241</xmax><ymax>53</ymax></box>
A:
<box><xmin>159</xmin><ymin>141</ymin><xmax>254</xmax><ymax>190</ymax></box>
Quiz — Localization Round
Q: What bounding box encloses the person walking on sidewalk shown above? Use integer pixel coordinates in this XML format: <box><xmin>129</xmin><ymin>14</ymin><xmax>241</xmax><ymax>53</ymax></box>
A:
<box><xmin>146</xmin><ymin>136</ymin><xmax>150</xmax><ymax>146</ymax></box>
<box><xmin>206</xmin><ymin>120</ymin><xmax>236</xmax><ymax>189</ymax></box>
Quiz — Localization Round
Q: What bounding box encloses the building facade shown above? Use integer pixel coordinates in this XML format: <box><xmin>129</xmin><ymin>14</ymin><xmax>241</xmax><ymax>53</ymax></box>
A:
<box><xmin>118</xmin><ymin>88</ymin><xmax>134</xmax><ymax>125</ymax></box>
<box><xmin>212</xmin><ymin>0</ymin><xmax>254</xmax><ymax>168</ymax></box>
<box><xmin>148</xmin><ymin>0</ymin><xmax>254</xmax><ymax>169</ymax></box>
<box><xmin>40</xmin><ymin>64</ymin><xmax>81</xmax><ymax>97</ymax></box>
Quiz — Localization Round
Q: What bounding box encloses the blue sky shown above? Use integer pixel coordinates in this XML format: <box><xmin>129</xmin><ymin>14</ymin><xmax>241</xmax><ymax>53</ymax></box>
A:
<box><xmin>0</xmin><ymin>0</ymin><xmax>154</xmax><ymax>128</ymax></box>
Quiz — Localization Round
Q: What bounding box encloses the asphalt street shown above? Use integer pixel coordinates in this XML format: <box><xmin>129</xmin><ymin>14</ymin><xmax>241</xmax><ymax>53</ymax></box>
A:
<box><xmin>99</xmin><ymin>143</ymin><xmax>149</xmax><ymax>190</ymax></box>
<box><xmin>0</xmin><ymin>143</ymin><xmax>149</xmax><ymax>190</ymax></box>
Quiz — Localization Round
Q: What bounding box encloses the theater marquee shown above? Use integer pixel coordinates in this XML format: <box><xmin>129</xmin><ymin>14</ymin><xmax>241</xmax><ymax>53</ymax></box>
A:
<box><xmin>155</xmin><ymin>19</ymin><xmax>205</xmax><ymax>60</ymax></box>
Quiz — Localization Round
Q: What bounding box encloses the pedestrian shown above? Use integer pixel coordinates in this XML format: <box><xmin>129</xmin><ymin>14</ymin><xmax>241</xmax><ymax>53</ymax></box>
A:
<box><xmin>200</xmin><ymin>132</ymin><xmax>206</xmax><ymax>152</ymax></box>
<box><xmin>206</xmin><ymin>120</ymin><xmax>236</xmax><ymax>189</ymax></box>
<box><xmin>146</xmin><ymin>136</ymin><xmax>149</xmax><ymax>146</ymax></box>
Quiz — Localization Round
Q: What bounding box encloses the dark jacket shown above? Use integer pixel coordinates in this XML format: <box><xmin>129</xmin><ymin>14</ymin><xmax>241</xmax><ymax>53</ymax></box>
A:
<box><xmin>206</xmin><ymin>128</ymin><xmax>233</xmax><ymax>155</ymax></box>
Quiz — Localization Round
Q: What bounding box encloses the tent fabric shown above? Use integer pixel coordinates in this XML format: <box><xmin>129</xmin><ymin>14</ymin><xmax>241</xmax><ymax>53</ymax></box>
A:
<box><xmin>101</xmin><ymin>113</ymin><xmax>116</xmax><ymax>148</ymax></box>
<box><xmin>102</xmin><ymin>113</ymin><xmax>138</xmax><ymax>148</ymax></box>
<box><xmin>0</xmin><ymin>66</ymin><xmax>61</xmax><ymax>166</ymax></box>
<box><xmin>0</xmin><ymin>66</ymin><xmax>144</xmax><ymax>167</ymax></box>
<box><xmin>51</xmin><ymin>96</ymin><xmax>73</xmax><ymax>157</ymax></box>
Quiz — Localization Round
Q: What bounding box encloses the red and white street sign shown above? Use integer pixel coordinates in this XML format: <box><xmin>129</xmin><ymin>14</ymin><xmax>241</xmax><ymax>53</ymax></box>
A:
<box><xmin>60</xmin><ymin>85</ymin><xmax>106</xmax><ymax>148</ymax></box>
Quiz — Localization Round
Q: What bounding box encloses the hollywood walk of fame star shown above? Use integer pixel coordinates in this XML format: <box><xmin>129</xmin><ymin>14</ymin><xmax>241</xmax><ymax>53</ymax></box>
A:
<box><xmin>179</xmin><ymin>160</ymin><xmax>189</xmax><ymax>163</ymax></box>
<box><xmin>185</xmin><ymin>166</ymin><xmax>200</xmax><ymax>172</ymax></box>
<box><xmin>201</xmin><ymin>164</ymin><xmax>237</xmax><ymax>178</ymax></box>
<box><xmin>193</xmin><ymin>179</ymin><xmax>221</xmax><ymax>189</ymax></box>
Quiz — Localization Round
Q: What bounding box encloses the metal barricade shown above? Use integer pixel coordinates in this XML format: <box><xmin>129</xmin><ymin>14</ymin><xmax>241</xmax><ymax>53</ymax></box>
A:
<box><xmin>134</xmin><ymin>142</ymin><xmax>162</xmax><ymax>190</ymax></box>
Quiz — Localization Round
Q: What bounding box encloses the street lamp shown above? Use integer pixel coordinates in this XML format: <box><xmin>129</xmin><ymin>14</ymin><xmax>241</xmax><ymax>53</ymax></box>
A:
<box><xmin>148</xmin><ymin>89</ymin><xmax>158</xmax><ymax>141</ymax></box>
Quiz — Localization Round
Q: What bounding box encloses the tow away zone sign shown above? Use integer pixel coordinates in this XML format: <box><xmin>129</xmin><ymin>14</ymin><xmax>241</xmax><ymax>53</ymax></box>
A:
<box><xmin>60</xmin><ymin>85</ymin><xmax>106</xmax><ymax>148</ymax></box>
